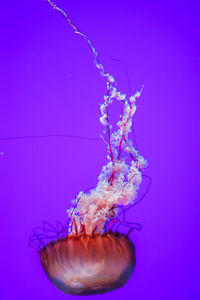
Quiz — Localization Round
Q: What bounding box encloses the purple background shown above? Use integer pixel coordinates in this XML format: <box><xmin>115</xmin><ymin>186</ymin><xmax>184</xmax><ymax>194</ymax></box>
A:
<box><xmin>1</xmin><ymin>0</ymin><xmax>199</xmax><ymax>299</ymax></box>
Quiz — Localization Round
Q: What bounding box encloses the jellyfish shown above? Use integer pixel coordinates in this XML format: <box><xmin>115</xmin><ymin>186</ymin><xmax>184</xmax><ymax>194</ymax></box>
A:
<box><xmin>29</xmin><ymin>0</ymin><xmax>148</xmax><ymax>295</ymax></box>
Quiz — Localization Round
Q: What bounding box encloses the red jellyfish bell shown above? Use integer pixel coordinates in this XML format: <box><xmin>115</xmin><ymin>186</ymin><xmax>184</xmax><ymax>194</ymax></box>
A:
<box><xmin>40</xmin><ymin>231</ymin><xmax>135</xmax><ymax>295</ymax></box>
<box><xmin>30</xmin><ymin>0</ymin><xmax>148</xmax><ymax>296</ymax></box>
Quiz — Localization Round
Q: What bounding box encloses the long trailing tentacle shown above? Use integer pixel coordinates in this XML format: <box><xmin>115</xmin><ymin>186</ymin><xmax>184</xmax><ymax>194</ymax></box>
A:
<box><xmin>47</xmin><ymin>0</ymin><xmax>115</xmax><ymax>161</ymax></box>
<box><xmin>0</xmin><ymin>134</ymin><xmax>101</xmax><ymax>142</ymax></box>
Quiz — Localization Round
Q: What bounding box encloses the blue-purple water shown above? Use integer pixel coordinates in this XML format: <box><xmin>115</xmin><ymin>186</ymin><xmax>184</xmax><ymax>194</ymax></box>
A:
<box><xmin>0</xmin><ymin>1</ymin><xmax>199</xmax><ymax>299</ymax></box>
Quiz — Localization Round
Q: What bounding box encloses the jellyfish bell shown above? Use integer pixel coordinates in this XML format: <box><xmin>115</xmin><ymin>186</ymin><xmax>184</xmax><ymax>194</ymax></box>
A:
<box><xmin>39</xmin><ymin>231</ymin><xmax>135</xmax><ymax>295</ymax></box>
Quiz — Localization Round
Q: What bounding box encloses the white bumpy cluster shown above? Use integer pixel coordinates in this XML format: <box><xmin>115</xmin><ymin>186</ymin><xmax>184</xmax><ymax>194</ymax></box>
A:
<box><xmin>68</xmin><ymin>72</ymin><xmax>148</xmax><ymax>234</ymax></box>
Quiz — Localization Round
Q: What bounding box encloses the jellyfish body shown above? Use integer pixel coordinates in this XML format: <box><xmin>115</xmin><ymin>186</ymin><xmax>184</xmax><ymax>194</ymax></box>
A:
<box><xmin>40</xmin><ymin>232</ymin><xmax>135</xmax><ymax>295</ymax></box>
<box><xmin>31</xmin><ymin>1</ymin><xmax>149</xmax><ymax>295</ymax></box>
